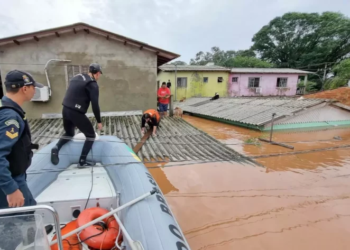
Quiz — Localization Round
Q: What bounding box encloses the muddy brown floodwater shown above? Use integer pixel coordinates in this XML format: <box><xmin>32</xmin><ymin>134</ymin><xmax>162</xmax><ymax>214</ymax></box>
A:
<box><xmin>147</xmin><ymin>116</ymin><xmax>350</xmax><ymax>250</ymax></box>
<box><xmin>146</xmin><ymin>115</ymin><xmax>350</xmax><ymax>250</ymax></box>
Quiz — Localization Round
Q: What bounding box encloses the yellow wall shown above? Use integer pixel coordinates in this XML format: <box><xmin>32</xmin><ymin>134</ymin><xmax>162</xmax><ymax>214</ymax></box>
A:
<box><xmin>157</xmin><ymin>71</ymin><xmax>230</xmax><ymax>101</ymax></box>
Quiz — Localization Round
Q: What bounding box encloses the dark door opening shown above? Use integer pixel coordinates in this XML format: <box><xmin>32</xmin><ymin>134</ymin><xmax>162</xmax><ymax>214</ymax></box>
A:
<box><xmin>0</xmin><ymin>73</ymin><xmax>3</xmax><ymax>98</ymax></box>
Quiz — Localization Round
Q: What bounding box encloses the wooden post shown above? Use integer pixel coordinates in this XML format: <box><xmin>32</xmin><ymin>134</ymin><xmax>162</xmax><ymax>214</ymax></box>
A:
<box><xmin>169</xmin><ymin>94</ymin><xmax>174</xmax><ymax>117</ymax></box>
<box><xmin>258</xmin><ymin>112</ymin><xmax>295</xmax><ymax>150</ymax></box>
<box><xmin>269</xmin><ymin>113</ymin><xmax>276</xmax><ymax>142</ymax></box>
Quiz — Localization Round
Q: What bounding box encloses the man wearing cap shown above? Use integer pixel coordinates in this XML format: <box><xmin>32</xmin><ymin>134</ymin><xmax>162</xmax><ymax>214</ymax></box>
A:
<box><xmin>51</xmin><ymin>63</ymin><xmax>103</xmax><ymax>167</ymax></box>
<box><xmin>0</xmin><ymin>70</ymin><xmax>43</xmax><ymax>210</ymax></box>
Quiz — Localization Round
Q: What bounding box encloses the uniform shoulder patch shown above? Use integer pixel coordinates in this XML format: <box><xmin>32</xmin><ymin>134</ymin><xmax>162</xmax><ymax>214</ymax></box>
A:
<box><xmin>5</xmin><ymin>127</ymin><xmax>19</xmax><ymax>139</ymax></box>
<box><xmin>5</xmin><ymin>119</ymin><xmax>20</xmax><ymax>128</ymax></box>
<box><xmin>4</xmin><ymin>119</ymin><xmax>20</xmax><ymax>139</ymax></box>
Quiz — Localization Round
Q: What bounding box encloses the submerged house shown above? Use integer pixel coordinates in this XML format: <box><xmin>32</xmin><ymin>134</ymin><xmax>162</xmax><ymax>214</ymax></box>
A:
<box><xmin>157</xmin><ymin>64</ymin><xmax>230</xmax><ymax>101</ymax></box>
<box><xmin>0</xmin><ymin>22</ymin><xmax>179</xmax><ymax>118</ymax></box>
<box><xmin>177</xmin><ymin>96</ymin><xmax>350</xmax><ymax>131</ymax></box>
<box><xmin>228</xmin><ymin>68</ymin><xmax>311</xmax><ymax>97</ymax></box>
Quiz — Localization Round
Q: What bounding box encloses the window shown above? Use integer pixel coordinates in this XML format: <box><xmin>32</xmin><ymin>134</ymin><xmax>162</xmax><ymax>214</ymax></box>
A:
<box><xmin>203</xmin><ymin>77</ymin><xmax>208</xmax><ymax>83</ymax></box>
<box><xmin>177</xmin><ymin>77</ymin><xmax>187</xmax><ymax>88</ymax></box>
<box><xmin>248</xmin><ymin>78</ymin><xmax>260</xmax><ymax>88</ymax></box>
<box><xmin>218</xmin><ymin>77</ymin><xmax>223</xmax><ymax>83</ymax></box>
<box><xmin>66</xmin><ymin>64</ymin><xmax>89</xmax><ymax>83</ymax></box>
<box><xmin>232</xmin><ymin>77</ymin><xmax>238</xmax><ymax>82</ymax></box>
<box><xmin>277</xmin><ymin>78</ymin><xmax>288</xmax><ymax>87</ymax></box>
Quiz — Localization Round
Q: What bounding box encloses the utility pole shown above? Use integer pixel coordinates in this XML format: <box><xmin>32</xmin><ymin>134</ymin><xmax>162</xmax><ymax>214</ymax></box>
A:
<box><xmin>322</xmin><ymin>63</ymin><xmax>327</xmax><ymax>90</ymax></box>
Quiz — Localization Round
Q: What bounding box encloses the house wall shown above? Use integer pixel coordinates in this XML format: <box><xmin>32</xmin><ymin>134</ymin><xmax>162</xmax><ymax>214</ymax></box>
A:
<box><xmin>228</xmin><ymin>73</ymin><xmax>301</xmax><ymax>97</ymax></box>
<box><xmin>157</xmin><ymin>71</ymin><xmax>229</xmax><ymax>101</ymax></box>
<box><xmin>0</xmin><ymin>31</ymin><xmax>157</xmax><ymax>118</ymax></box>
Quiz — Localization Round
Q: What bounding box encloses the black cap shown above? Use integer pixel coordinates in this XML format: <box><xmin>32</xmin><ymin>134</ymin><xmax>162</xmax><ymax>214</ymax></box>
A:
<box><xmin>89</xmin><ymin>63</ymin><xmax>103</xmax><ymax>74</ymax></box>
<box><xmin>4</xmin><ymin>70</ymin><xmax>44</xmax><ymax>89</ymax></box>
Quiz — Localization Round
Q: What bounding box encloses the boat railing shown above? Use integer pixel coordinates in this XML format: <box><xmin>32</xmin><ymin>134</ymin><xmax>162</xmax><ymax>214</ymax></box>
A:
<box><xmin>0</xmin><ymin>204</ymin><xmax>64</xmax><ymax>250</ymax></box>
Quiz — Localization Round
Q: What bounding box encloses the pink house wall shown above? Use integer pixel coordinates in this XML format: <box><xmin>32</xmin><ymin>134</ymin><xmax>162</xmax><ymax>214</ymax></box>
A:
<box><xmin>228</xmin><ymin>73</ymin><xmax>302</xmax><ymax>97</ymax></box>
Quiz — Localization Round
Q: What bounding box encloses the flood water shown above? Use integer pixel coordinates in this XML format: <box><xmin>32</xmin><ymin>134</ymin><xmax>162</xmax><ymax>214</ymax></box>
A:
<box><xmin>145</xmin><ymin>115</ymin><xmax>350</xmax><ymax>250</ymax></box>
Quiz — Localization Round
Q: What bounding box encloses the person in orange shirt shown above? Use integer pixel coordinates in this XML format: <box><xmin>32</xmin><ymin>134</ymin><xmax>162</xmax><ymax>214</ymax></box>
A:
<box><xmin>141</xmin><ymin>109</ymin><xmax>160</xmax><ymax>136</ymax></box>
<box><xmin>157</xmin><ymin>82</ymin><xmax>171</xmax><ymax>117</ymax></box>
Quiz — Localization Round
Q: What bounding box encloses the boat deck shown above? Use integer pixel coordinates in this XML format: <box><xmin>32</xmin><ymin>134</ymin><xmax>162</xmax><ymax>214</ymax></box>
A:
<box><xmin>36</xmin><ymin>163</ymin><xmax>120</xmax><ymax>248</ymax></box>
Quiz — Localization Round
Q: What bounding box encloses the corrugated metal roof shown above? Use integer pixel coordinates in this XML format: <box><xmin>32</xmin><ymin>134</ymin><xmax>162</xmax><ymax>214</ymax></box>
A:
<box><xmin>29</xmin><ymin>114</ymin><xmax>253</xmax><ymax>164</ymax></box>
<box><xmin>159</xmin><ymin>64</ymin><xmax>231</xmax><ymax>72</ymax></box>
<box><xmin>230</xmin><ymin>68</ymin><xmax>313</xmax><ymax>74</ymax></box>
<box><xmin>274</xmin><ymin>105</ymin><xmax>350</xmax><ymax>125</ymax></box>
<box><xmin>177</xmin><ymin>97</ymin><xmax>327</xmax><ymax>127</ymax></box>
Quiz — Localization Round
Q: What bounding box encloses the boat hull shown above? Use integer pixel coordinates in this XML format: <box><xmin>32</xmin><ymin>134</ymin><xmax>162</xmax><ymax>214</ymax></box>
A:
<box><xmin>26</xmin><ymin>135</ymin><xmax>191</xmax><ymax>250</ymax></box>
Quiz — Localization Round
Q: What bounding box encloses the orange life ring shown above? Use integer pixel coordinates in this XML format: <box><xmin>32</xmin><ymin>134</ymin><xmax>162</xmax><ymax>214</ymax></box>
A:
<box><xmin>51</xmin><ymin>221</ymin><xmax>81</xmax><ymax>250</ymax></box>
<box><xmin>76</xmin><ymin>207</ymin><xmax>121</xmax><ymax>249</ymax></box>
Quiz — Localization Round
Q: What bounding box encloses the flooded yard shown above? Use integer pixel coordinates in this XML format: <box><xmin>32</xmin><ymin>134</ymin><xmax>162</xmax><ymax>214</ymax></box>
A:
<box><xmin>146</xmin><ymin>115</ymin><xmax>350</xmax><ymax>250</ymax></box>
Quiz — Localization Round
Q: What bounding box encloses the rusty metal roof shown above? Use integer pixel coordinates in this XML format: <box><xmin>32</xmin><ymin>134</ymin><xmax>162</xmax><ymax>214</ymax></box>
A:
<box><xmin>177</xmin><ymin>97</ymin><xmax>328</xmax><ymax>127</ymax></box>
<box><xmin>30</xmin><ymin>113</ymin><xmax>254</xmax><ymax>165</ymax></box>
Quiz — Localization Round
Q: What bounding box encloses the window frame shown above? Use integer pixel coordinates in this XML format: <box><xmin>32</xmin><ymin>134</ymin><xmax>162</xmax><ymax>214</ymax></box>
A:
<box><xmin>276</xmin><ymin>77</ymin><xmax>288</xmax><ymax>88</ymax></box>
<box><xmin>177</xmin><ymin>77</ymin><xmax>188</xmax><ymax>88</ymax></box>
<box><xmin>248</xmin><ymin>77</ymin><xmax>260</xmax><ymax>88</ymax></box>
<box><xmin>65</xmin><ymin>64</ymin><xmax>89</xmax><ymax>88</ymax></box>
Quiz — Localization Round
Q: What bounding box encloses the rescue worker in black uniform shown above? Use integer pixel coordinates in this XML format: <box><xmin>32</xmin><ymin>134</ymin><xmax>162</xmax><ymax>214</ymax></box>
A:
<box><xmin>51</xmin><ymin>63</ymin><xmax>103</xmax><ymax>167</ymax></box>
<box><xmin>0</xmin><ymin>70</ymin><xmax>43</xmax><ymax>249</ymax></box>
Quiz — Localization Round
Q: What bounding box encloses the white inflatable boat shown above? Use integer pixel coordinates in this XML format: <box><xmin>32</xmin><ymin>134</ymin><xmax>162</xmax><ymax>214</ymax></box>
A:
<box><xmin>0</xmin><ymin>134</ymin><xmax>191</xmax><ymax>250</ymax></box>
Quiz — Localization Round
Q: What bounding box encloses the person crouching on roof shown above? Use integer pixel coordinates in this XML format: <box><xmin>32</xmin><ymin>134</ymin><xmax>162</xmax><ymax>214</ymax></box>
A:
<box><xmin>141</xmin><ymin>109</ymin><xmax>160</xmax><ymax>136</ymax></box>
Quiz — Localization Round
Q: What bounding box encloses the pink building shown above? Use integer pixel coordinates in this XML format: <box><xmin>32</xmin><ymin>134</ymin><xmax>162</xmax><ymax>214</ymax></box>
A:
<box><xmin>228</xmin><ymin>68</ymin><xmax>311</xmax><ymax>97</ymax></box>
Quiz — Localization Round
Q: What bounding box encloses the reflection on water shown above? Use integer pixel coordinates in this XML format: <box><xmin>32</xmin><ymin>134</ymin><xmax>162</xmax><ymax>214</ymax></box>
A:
<box><xmin>145</xmin><ymin>163</ymin><xmax>179</xmax><ymax>194</ymax></box>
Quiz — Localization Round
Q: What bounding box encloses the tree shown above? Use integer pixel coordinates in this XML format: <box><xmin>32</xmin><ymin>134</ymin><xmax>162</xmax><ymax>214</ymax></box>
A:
<box><xmin>323</xmin><ymin>58</ymin><xmax>350</xmax><ymax>90</ymax></box>
<box><xmin>170</xmin><ymin>61</ymin><xmax>187</xmax><ymax>66</ymax></box>
<box><xmin>252</xmin><ymin>12</ymin><xmax>350</xmax><ymax>70</ymax></box>
<box><xmin>235</xmin><ymin>50</ymin><xmax>256</xmax><ymax>58</ymax></box>
<box><xmin>189</xmin><ymin>47</ymin><xmax>267</xmax><ymax>67</ymax></box>
<box><xmin>190</xmin><ymin>47</ymin><xmax>236</xmax><ymax>66</ymax></box>
<box><xmin>224</xmin><ymin>56</ymin><xmax>273</xmax><ymax>68</ymax></box>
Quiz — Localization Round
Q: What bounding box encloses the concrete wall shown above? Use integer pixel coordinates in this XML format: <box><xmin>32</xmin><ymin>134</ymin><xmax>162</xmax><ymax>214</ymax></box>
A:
<box><xmin>0</xmin><ymin>31</ymin><xmax>157</xmax><ymax>118</ymax></box>
<box><xmin>157</xmin><ymin>71</ymin><xmax>229</xmax><ymax>101</ymax></box>
<box><xmin>228</xmin><ymin>73</ymin><xmax>300</xmax><ymax>97</ymax></box>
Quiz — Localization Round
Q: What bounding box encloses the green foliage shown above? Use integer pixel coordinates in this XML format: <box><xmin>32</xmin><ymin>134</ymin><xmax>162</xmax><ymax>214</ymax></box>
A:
<box><xmin>251</xmin><ymin>12</ymin><xmax>350</xmax><ymax>69</ymax></box>
<box><xmin>305</xmin><ymin>81</ymin><xmax>319</xmax><ymax>92</ymax></box>
<box><xmin>224</xmin><ymin>56</ymin><xmax>273</xmax><ymax>68</ymax></box>
<box><xmin>297</xmin><ymin>82</ymin><xmax>305</xmax><ymax>88</ymax></box>
<box><xmin>189</xmin><ymin>47</ymin><xmax>270</xmax><ymax>68</ymax></box>
<box><xmin>324</xmin><ymin>59</ymin><xmax>350</xmax><ymax>90</ymax></box>
<box><xmin>170</xmin><ymin>61</ymin><xmax>187</xmax><ymax>65</ymax></box>
<box><xmin>244</xmin><ymin>137</ymin><xmax>261</xmax><ymax>147</ymax></box>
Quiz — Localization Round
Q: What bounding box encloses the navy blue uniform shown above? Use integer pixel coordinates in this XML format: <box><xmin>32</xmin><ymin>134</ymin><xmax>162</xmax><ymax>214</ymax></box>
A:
<box><xmin>0</xmin><ymin>70</ymin><xmax>43</xmax><ymax>250</ymax></box>
<box><xmin>0</xmin><ymin>96</ymin><xmax>36</xmax><ymax>209</ymax></box>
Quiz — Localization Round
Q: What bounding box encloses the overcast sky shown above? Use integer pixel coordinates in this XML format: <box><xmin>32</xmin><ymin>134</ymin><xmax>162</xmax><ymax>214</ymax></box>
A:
<box><xmin>0</xmin><ymin>0</ymin><xmax>349</xmax><ymax>63</ymax></box>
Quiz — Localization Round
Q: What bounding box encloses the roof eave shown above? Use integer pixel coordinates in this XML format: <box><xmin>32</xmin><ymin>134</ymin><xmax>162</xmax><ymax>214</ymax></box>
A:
<box><xmin>230</xmin><ymin>71</ymin><xmax>313</xmax><ymax>75</ymax></box>
<box><xmin>0</xmin><ymin>22</ymin><xmax>180</xmax><ymax>66</ymax></box>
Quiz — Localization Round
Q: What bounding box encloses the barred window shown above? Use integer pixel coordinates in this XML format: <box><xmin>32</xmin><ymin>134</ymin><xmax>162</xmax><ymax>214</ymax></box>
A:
<box><xmin>66</xmin><ymin>65</ymin><xmax>89</xmax><ymax>84</ymax></box>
